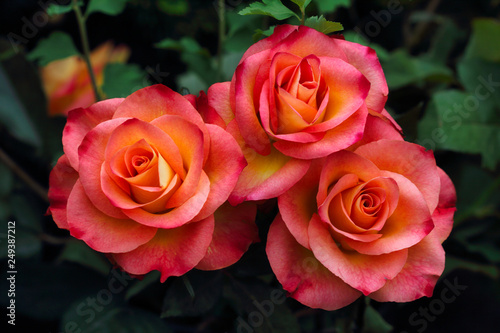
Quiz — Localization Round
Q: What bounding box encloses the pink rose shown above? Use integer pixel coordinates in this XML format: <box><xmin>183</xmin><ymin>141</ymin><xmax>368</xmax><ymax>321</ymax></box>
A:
<box><xmin>208</xmin><ymin>25</ymin><xmax>397</xmax><ymax>204</ymax></box>
<box><xmin>48</xmin><ymin>85</ymin><xmax>258</xmax><ymax>281</ymax></box>
<box><xmin>266</xmin><ymin>139</ymin><xmax>456</xmax><ymax>310</ymax></box>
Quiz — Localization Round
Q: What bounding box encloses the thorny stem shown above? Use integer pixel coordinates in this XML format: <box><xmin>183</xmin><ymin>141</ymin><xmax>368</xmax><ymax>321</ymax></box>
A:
<box><xmin>73</xmin><ymin>0</ymin><xmax>101</xmax><ymax>101</ymax></box>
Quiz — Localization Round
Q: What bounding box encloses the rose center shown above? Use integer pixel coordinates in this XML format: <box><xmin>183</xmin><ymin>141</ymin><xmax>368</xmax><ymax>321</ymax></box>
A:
<box><xmin>272</xmin><ymin>55</ymin><xmax>329</xmax><ymax>134</ymax></box>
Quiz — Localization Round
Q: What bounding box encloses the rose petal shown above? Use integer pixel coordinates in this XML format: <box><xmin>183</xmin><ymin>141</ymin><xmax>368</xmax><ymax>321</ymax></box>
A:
<box><xmin>227</xmin><ymin>119</ymin><xmax>310</xmax><ymax>204</ymax></box>
<box><xmin>309</xmin><ymin>214</ymin><xmax>408</xmax><ymax>295</ymax></box>
<box><xmin>63</xmin><ymin>98</ymin><xmax>124</xmax><ymax>170</ymax></box>
<box><xmin>48</xmin><ymin>155</ymin><xmax>79</xmax><ymax>229</ymax></box>
<box><xmin>196</xmin><ymin>202</ymin><xmax>258</xmax><ymax>270</ymax></box>
<box><xmin>78</xmin><ymin>118</ymin><xmax>129</xmax><ymax>219</ymax></box>
<box><xmin>267</xmin><ymin>214</ymin><xmax>362</xmax><ymax>310</ymax></box>
<box><xmin>112</xmin><ymin>215</ymin><xmax>215</xmax><ymax>282</ymax></box>
<box><xmin>355</xmin><ymin>140</ymin><xmax>441</xmax><ymax>214</ymax></box>
<box><xmin>369</xmin><ymin>236</ymin><xmax>445</xmax><ymax>302</ymax></box>
<box><xmin>121</xmin><ymin>171</ymin><xmax>211</xmax><ymax>228</ymax></box>
<box><xmin>233</xmin><ymin>51</ymin><xmax>273</xmax><ymax>155</ymax></box>
<box><xmin>278</xmin><ymin>159</ymin><xmax>323</xmax><ymax>249</ymax></box>
<box><xmin>338</xmin><ymin>41</ymin><xmax>388</xmax><ymax>112</ymax></box>
<box><xmin>207</xmin><ymin>82</ymin><xmax>234</xmax><ymax>126</ymax></box>
<box><xmin>273</xmin><ymin>104</ymin><xmax>368</xmax><ymax>159</ymax></box>
<box><xmin>113</xmin><ymin>84</ymin><xmax>210</xmax><ymax>161</ymax></box>
<box><xmin>67</xmin><ymin>180</ymin><xmax>157</xmax><ymax>253</ymax></box>
<box><xmin>344</xmin><ymin>171</ymin><xmax>434</xmax><ymax>255</ymax></box>
<box><xmin>194</xmin><ymin>124</ymin><xmax>247</xmax><ymax>220</ymax></box>
<box><xmin>348</xmin><ymin>112</ymin><xmax>403</xmax><ymax>150</ymax></box>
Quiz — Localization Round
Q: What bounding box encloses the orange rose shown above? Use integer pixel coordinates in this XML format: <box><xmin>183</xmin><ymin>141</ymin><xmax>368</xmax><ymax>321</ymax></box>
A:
<box><xmin>41</xmin><ymin>41</ymin><xmax>130</xmax><ymax>116</ymax></box>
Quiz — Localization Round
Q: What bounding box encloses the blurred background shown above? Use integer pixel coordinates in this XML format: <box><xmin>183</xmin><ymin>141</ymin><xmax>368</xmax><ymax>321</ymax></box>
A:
<box><xmin>1</xmin><ymin>0</ymin><xmax>499</xmax><ymax>332</ymax></box>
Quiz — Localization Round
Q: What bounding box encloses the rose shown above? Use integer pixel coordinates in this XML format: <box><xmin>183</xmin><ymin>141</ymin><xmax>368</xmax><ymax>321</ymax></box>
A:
<box><xmin>41</xmin><ymin>41</ymin><xmax>130</xmax><ymax>116</ymax></box>
<box><xmin>48</xmin><ymin>84</ymin><xmax>259</xmax><ymax>281</ymax></box>
<box><xmin>208</xmin><ymin>24</ymin><xmax>398</xmax><ymax>204</ymax></box>
<box><xmin>266</xmin><ymin>139</ymin><xmax>456</xmax><ymax>310</ymax></box>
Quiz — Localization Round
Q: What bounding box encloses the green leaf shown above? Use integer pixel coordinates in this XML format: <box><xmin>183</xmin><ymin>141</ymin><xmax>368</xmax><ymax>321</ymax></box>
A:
<box><xmin>176</xmin><ymin>71</ymin><xmax>207</xmax><ymax>95</ymax></box>
<box><xmin>156</xmin><ymin>0</ymin><xmax>189</xmax><ymax>15</ymax></box>
<box><xmin>454</xmin><ymin>163</ymin><xmax>500</xmax><ymax>225</ymax></box>
<box><xmin>27</xmin><ymin>31</ymin><xmax>80</xmax><ymax>66</ymax></box>
<box><xmin>305</xmin><ymin>15</ymin><xmax>343</xmax><ymax>34</ymax></box>
<box><xmin>62</xmin><ymin>303</ymin><xmax>172</xmax><ymax>333</ymax></box>
<box><xmin>417</xmin><ymin>90</ymin><xmax>500</xmax><ymax>169</ymax></box>
<box><xmin>239</xmin><ymin>0</ymin><xmax>300</xmax><ymax>21</ymax></box>
<box><xmin>161</xmin><ymin>271</ymin><xmax>223</xmax><ymax>317</ymax></box>
<box><xmin>464</xmin><ymin>18</ymin><xmax>500</xmax><ymax>62</ymax></box>
<box><xmin>154</xmin><ymin>37</ymin><xmax>204</xmax><ymax>54</ymax></box>
<box><xmin>47</xmin><ymin>3</ymin><xmax>74</xmax><ymax>16</ymax></box>
<box><xmin>101</xmin><ymin>63</ymin><xmax>149</xmax><ymax>99</ymax></box>
<box><xmin>85</xmin><ymin>0</ymin><xmax>129</xmax><ymax>17</ymax></box>
<box><xmin>362</xmin><ymin>303</ymin><xmax>393</xmax><ymax>333</ymax></box>
<box><xmin>290</xmin><ymin>0</ymin><xmax>313</xmax><ymax>11</ymax></box>
<box><xmin>0</xmin><ymin>64</ymin><xmax>41</xmax><ymax>147</ymax></box>
<box><xmin>382</xmin><ymin>49</ymin><xmax>453</xmax><ymax>89</ymax></box>
<box><xmin>226</xmin><ymin>12</ymin><xmax>261</xmax><ymax>52</ymax></box>
<box><xmin>1</xmin><ymin>39</ymin><xmax>65</xmax><ymax>160</ymax></box>
<box><xmin>457</xmin><ymin>58</ymin><xmax>500</xmax><ymax>113</ymax></box>
<box><xmin>253</xmin><ymin>26</ymin><xmax>277</xmax><ymax>41</ymax></box>
<box><xmin>313</xmin><ymin>0</ymin><xmax>350</xmax><ymax>13</ymax></box>
<box><xmin>58</xmin><ymin>239</ymin><xmax>111</xmax><ymax>275</ymax></box>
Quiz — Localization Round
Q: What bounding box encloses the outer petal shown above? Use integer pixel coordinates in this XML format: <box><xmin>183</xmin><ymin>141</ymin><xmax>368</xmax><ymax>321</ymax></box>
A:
<box><xmin>278</xmin><ymin>159</ymin><xmax>323</xmax><ymax>249</ymax></box>
<box><xmin>196</xmin><ymin>202</ymin><xmax>258</xmax><ymax>270</ymax></box>
<box><xmin>271</xmin><ymin>25</ymin><xmax>348</xmax><ymax>61</ymax></box>
<box><xmin>355</xmin><ymin>140</ymin><xmax>441</xmax><ymax>214</ymax></box>
<box><xmin>186</xmin><ymin>90</ymin><xmax>226</xmax><ymax>129</ymax></box>
<box><xmin>227</xmin><ymin>120</ymin><xmax>310</xmax><ymax>205</ymax></box>
<box><xmin>48</xmin><ymin>155</ymin><xmax>79</xmax><ymax>229</ymax></box>
<box><xmin>233</xmin><ymin>51</ymin><xmax>273</xmax><ymax>155</ymax></box>
<box><xmin>112</xmin><ymin>84</ymin><xmax>210</xmax><ymax>161</ymax></box>
<box><xmin>369</xmin><ymin>236</ymin><xmax>445</xmax><ymax>302</ymax></box>
<box><xmin>338</xmin><ymin>40</ymin><xmax>388</xmax><ymax>112</ymax></box>
<box><xmin>348</xmin><ymin>112</ymin><xmax>403</xmax><ymax>151</ymax></box>
<box><xmin>207</xmin><ymin>82</ymin><xmax>234</xmax><ymax>126</ymax></box>
<box><xmin>267</xmin><ymin>214</ymin><xmax>362</xmax><ymax>310</ymax></box>
<box><xmin>63</xmin><ymin>98</ymin><xmax>124</xmax><ymax>170</ymax></box>
<box><xmin>309</xmin><ymin>215</ymin><xmax>408</xmax><ymax>295</ymax></box>
<box><xmin>237</xmin><ymin>25</ymin><xmax>298</xmax><ymax>64</ymax></box>
<box><xmin>112</xmin><ymin>215</ymin><xmax>215</xmax><ymax>282</ymax></box>
<box><xmin>194</xmin><ymin>124</ymin><xmax>246</xmax><ymax>220</ymax></box>
<box><xmin>67</xmin><ymin>181</ymin><xmax>157</xmax><ymax>253</ymax></box>
<box><xmin>431</xmin><ymin>167</ymin><xmax>457</xmax><ymax>243</ymax></box>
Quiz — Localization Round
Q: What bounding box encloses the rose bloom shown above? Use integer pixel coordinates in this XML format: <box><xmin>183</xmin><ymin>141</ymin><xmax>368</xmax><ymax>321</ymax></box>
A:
<box><xmin>207</xmin><ymin>24</ymin><xmax>398</xmax><ymax>204</ymax></box>
<box><xmin>41</xmin><ymin>41</ymin><xmax>130</xmax><ymax>116</ymax></box>
<box><xmin>266</xmin><ymin>137</ymin><xmax>456</xmax><ymax>310</ymax></box>
<box><xmin>48</xmin><ymin>85</ymin><xmax>259</xmax><ymax>281</ymax></box>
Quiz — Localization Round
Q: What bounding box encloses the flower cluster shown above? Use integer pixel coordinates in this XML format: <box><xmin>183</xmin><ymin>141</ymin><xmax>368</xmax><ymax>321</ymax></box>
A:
<box><xmin>48</xmin><ymin>25</ymin><xmax>456</xmax><ymax>310</ymax></box>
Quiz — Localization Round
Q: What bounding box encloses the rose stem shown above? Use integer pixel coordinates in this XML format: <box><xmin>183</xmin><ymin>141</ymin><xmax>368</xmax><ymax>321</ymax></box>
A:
<box><xmin>72</xmin><ymin>0</ymin><xmax>101</xmax><ymax>102</ymax></box>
